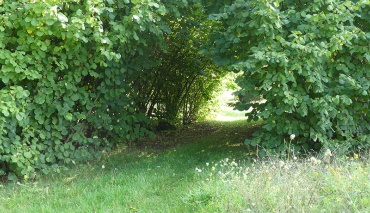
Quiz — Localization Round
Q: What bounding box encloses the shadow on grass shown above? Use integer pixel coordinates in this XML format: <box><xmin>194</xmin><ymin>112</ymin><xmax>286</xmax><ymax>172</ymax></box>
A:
<box><xmin>136</xmin><ymin>120</ymin><xmax>261</xmax><ymax>151</ymax></box>
<box><xmin>102</xmin><ymin>119</ymin><xmax>263</xmax><ymax>184</ymax></box>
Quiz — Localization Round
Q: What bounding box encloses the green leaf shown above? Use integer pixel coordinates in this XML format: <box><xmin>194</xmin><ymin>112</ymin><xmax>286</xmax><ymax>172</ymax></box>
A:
<box><xmin>2</xmin><ymin>109</ymin><xmax>10</xmax><ymax>117</ymax></box>
<box><xmin>2</xmin><ymin>76</ymin><xmax>9</xmax><ymax>83</ymax></box>
<box><xmin>244</xmin><ymin>138</ymin><xmax>251</xmax><ymax>145</ymax></box>
<box><xmin>35</xmin><ymin>96</ymin><xmax>45</xmax><ymax>104</ymax></box>
<box><xmin>7</xmin><ymin>173</ymin><xmax>17</xmax><ymax>181</ymax></box>
<box><xmin>31</xmin><ymin>18</ymin><xmax>38</xmax><ymax>26</ymax></box>
<box><xmin>16</xmin><ymin>113</ymin><xmax>23</xmax><ymax>121</ymax></box>
<box><xmin>24</xmin><ymin>152</ymin><xmax>32</xmax><ymax>159</ymax></box>
<box><xmin>133</xmin><ymin>33</ymin><xmax>139</xmax><ymax>41</ymax></box>
<box><xmin>65</xmin><ymin>113</ymin><xmax>73</xmax><ymax>121</ymax></box>
<box><xmin>46</xmin><ymin>19</ymin><xmax>54</xmax><ymax>26</ymax></box>
<box><xmin>40</xmin><ymin>133</ymin><xmax>46</xmax><ymax>140</ymax></box>
<box><xmin>3</xmin><ymin>141</ymin><xmax>10</xmax><ymax>148</ymax></box>
<box><xmin>71</xmin><ymin>94</ymin><xmax>79</xmax><ymax>101</ymax></box>
<box><xmin>258</xmin><ymin>150</ymin><xmax>266</xmax><ymax>157</ymax></box>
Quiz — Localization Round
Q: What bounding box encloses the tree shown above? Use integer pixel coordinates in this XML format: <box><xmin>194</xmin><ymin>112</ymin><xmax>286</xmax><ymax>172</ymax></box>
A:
<box><xmin>209</xmin><ymin>0</ymin><xmax>370</xmax><ymax>154</ymax></box>
<box><xmin>131</xmin><ymin>1</ymin><xmax>227</xmax><ymax>127</ymax></box>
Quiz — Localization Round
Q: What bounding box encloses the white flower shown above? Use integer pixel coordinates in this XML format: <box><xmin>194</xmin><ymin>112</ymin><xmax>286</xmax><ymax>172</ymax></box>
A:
<box><xmin>284</xmin><ymin>164</ymin><xmax>292</xmax><ymax>170</ymax></box>
<box><xmin>279</xmin><ymin>161</ymin><xmax>285</xmax><ymax>167</ymax></box>
<box><xmin>310</xmin><ymin>157</ymin><xmax>321</xmax><ymax>165</ymax></box>
<box><xmin>290</xmin><ymin>134</ymin><xmax>296</xmax><ymax>140</ymax></box>
<box><xmin>324</xmin><ymin>149</ymin><xmax>332</xmax><ymax>157</ymax></box>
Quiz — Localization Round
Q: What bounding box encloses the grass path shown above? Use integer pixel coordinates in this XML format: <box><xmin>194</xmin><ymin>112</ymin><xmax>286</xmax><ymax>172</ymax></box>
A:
<box><xmin>3</xmin><ymin>116</ymin><xmax>370</xmax><ymax>212</ymax></box>
<box><xmin>0</xmin><ymin>120</ymin><xmax>260</xmax><ymax>213</ymax></box>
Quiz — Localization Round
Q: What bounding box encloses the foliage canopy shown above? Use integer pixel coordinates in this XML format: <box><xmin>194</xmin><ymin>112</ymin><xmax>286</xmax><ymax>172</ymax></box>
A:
<box><xmin>0</xmin><ymin>0</ymin><xmax>225</xmax><ymax>179</ymax></box>
<box><xmin>1</xmin><ymin>0</ymin><xmax>370</xmax><ymax>178</ymax></box>
<box><xmin>209</xmin><ymin>0</ymin><xmax>370</xmax><ymax>153</ymax></box>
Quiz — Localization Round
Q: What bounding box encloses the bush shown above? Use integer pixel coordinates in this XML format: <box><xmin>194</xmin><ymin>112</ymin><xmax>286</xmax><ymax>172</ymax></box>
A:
<box><xmin>0</xmin><ymin>0</ymin><xmax>170</xmax><ymax>179</ymax></box>
<box><xmin>0</xmin><ymin>0</ymin><xmax>227</xmax><ymax>179</ymax></box>
<box><xmin>209</xmin><ymin>0</ymin><xmax>370</xmax><ymax>153</ymax></box>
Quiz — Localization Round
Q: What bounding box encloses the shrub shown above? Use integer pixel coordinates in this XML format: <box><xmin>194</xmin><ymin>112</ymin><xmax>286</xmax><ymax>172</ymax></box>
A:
<box><xmin>0</xmin><ymin>0</ymin><xmax>169</xmax><ymax>179</ymax></box>
<box><xmin>209</xmin><ymin>0</ymin><xmax>370</xmax><ymax>153</ymax></box>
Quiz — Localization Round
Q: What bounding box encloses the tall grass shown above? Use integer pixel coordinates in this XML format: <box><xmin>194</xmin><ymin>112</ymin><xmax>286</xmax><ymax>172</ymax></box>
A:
<box><xmin>189</xmin><ymin>152</ymin><xmax>370</xmax><ymax>212</ymax></box>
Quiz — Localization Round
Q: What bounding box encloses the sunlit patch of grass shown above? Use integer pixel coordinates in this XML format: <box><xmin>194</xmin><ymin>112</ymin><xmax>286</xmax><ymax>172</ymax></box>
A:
<box><xmin>189</xmin><ymin>151</ymin><xmax>370</xmax><ymax>212</ymax></box>
<box><xmin>213</xmin><ymin>105</ymin><xmax>249</xmax><ymax>121</ymax></box>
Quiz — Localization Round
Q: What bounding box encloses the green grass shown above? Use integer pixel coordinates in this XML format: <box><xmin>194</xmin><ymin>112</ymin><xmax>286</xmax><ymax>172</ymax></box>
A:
<box><xmin>190</xmin><ymin>153</ymin><xmax>370</xmax><ymax>212</ymax></box>
<box><xmin>0</xmin><ymin>120</ymin><xmax>259</xmax><ymax>213</ymax></box>
<box><xmin>213</xmin><ymin>104</ymin><xmax>249</xmax><ymax>121</ymax></box>
<box><xmin>1</xmin><ymin>114</ymin><xmax>370</xmax><ymax>212</ymax></box>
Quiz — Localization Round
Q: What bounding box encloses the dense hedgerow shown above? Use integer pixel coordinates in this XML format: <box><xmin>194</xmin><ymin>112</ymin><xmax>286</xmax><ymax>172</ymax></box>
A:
<box><xmin>0</xmin><ymin>0</ymin><xmax>175</xmax><ymax>179</ymax></box>
<box><xmin>209</xmin><ymin>0</ymin><xmax>370</xmax><ymax>154</ymax></box>
<box><xmin>0</xmin><ymin>0</ymin><xmax>228</xmax><ymax>179</ymax></box>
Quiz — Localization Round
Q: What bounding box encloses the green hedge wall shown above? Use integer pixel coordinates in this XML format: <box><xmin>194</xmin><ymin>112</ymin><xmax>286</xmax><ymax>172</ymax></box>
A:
<box><xmin>0</xmin><ymin>0</ymin><xmax>171</xmax><ymax>179</ymax></box>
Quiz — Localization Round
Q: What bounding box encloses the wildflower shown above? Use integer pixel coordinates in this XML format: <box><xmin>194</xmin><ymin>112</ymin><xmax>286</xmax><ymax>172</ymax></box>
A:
<box><xmin>290</xmin><ymin>134</ymin><xmax>296</xmax><ymax>140</ymax></box>
<box><xmin>102</xmin><ymin>165</ymin><xmax>105</xmax><ymax>169</ymax></box>
<box><xmin>196</xmin><ymin>167</ymin><xmax>202</xmax><ymax>172</ymax></box>
<box><xmin>231</xmin><ymin>161</ymin><xmax>238</xmax><ymax>167</ymax></box>
<box><xmin>206</xmin><ymin>162</ymin><xmax>209</xmax><ymax>166</ymax></box>
<box><xmin>310</xmin><ymin>157</ymin><xmax>321</xmax><ymax>165</ymax></box>
<box><xmin>129</xmin><ymin>207</ymin><xmax>137</xmax><ymax>211</ymax></box>
<box><xmin>284</xmin><ymin>164</ymin><xmax>292</xmax><ymax>170</ymax></box>
<box><xmin>324</xmin><ymin>149</ymin><xmax>332</xmax><ymax>157</ymax></box>
<box><xmin>279</xmin><ymin>161</ymin><xmax>285</xmax><ymax>168</ymax></box>
<box><xmin>354</xmin><ymin>153</ymin><xmax>359</xmax><ymax>160</ymax></box>
<box><xmin>211</xmin><ymin>166</ymin><xmax>216</xmax><ymax>171</ymax></box>
<box><xmin>23</xmin><ymin>174</ymin><xmax>28</xmax><ymax>180</ymax></box>
<box><xmin>218</xmin><ymin>171</ymin><xmax>222</xmax><ymax>175</ymax></box>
